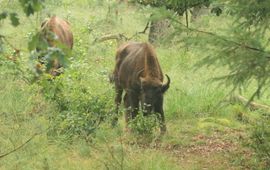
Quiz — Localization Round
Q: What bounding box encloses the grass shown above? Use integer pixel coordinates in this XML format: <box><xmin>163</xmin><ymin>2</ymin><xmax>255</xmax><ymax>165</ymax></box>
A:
<box><xmin>0</xmin><ymin>0</ymin><xmax>266</xmax><ymax>169</ymax></box>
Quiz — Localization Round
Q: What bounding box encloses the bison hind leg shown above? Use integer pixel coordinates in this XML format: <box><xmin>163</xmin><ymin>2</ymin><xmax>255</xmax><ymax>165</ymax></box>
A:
<box><xmin>115</xmin><ymin>87</ymin><xmax>123</xmax><ymax>113</ymax></box>
<box><xmin>112</xmin><ymin>86</ymin><xmax>123</xmax><ymax>127</ymax></box>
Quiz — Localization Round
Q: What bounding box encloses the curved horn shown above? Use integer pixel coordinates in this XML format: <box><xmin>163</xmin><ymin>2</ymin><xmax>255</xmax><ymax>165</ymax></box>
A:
<box><xmin>136</xmin><ymin>69</ymin><xmax>145</xmax><ymax>87</ymax></box>
<box><xmin>136</xmin><ymin>69</ymin><xmax>144</xmax><ymax>80</ymax></box>
<box><xmin>161</xmin><ymin>74</ymin><xmax>170</xmax><ymax>93</ymax></box>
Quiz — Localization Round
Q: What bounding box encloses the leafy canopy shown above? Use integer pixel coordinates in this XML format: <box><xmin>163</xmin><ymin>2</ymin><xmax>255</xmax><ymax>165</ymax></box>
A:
<box><xmin>0</xmin><ymin>0</ymin><xmax>44</xmax><ymax>26</ymax></box>
<box><xmin>135</xmin><ymin>0</ymin><xmax>212</xmax><ymax>15</ymax></box>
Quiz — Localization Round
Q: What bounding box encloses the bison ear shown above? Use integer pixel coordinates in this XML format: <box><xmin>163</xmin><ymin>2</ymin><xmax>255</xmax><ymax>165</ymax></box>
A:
<box><xmin>161</xmin><ymin>74</ymin><xmax>170</xmax><ymax>93</ymax></box>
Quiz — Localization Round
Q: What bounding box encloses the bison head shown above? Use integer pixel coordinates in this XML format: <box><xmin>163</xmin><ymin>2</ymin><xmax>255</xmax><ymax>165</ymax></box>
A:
<box><xmin>139</xmin><ymin>74</ymin><xmax>170</xmax><ymax>115</ymax></box>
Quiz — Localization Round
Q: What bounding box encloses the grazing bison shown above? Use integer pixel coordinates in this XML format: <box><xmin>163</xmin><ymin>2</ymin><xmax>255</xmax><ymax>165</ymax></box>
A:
<box><xmin>112</xmin><ymin>42</ymin><xmax>170</xmax><ymax>134</ymax></box>
<box><xmin>37</xmin><ymin>16</ymin><xmax>73</xmax><ymax>76</ymax></box>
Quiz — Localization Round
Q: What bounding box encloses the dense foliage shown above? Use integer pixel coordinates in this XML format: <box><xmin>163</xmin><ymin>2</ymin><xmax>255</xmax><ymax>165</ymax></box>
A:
<box><xmin>186</xmin><ymin>0</ymin><xmax>270</xmax><ymax>166</ymax></box>
<box><xmin>249</xmin><ymin>117</ymin><xmax>270</xmax><ymax>167</ymax></box>
<box><xmin>192</xmin><ymin>0</ymin><xmax>270</xmax><ymax>99</ymax></box>
<box><xmin>0</xmin><ymin>0</ymin><xmax>43</xmax><ymax>27</ymax></box>
<box><xmin>37</xmin><ymin>68</ymin><xmax>115</xmax><ymax>139</ymax></box>
<box><xmin>135</xmin><ymin>0</ymin><xmax>212</xmax><ymax>15</ymax></box>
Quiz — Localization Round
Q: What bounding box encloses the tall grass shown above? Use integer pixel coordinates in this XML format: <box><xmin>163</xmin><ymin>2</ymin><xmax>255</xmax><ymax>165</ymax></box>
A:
<box><xmin>0</xmin><ymin>0</ymin><xmax>265</xmax><ymax>169</ymax></box>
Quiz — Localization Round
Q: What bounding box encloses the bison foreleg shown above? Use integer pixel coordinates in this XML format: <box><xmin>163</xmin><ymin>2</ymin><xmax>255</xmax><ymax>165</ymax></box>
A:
<box><xmin>159</xmin><ymin>110</ymin><xmax>167</xmax><ymax>135</ymax></box>
<box><xmin>115</xmin><ymin>87</ymin><xmax>123</xmax><ymax>114</ymax></box>
<box><xmin>124</xmin><ymin>92</ymin><xmax>139</xmax><ymax>124</ymax></box>
<box><xmin>111</xmin><ymin>86</ymin><xmax>123</xmax><ymax>127</ymax></box>
<box><xmin>154</xmin><ymin>99</ymin><xmax>167</xmax><ymax>134</ymax></box>
<box><xmin>124</xmin><ymin>93</ymin><xmax>131</xmax><ymax>125</ymax></box>
<box><xmin>129</xmin><ymin>92</ymin><xmax>139</xmax><ymax>119</ymax></box>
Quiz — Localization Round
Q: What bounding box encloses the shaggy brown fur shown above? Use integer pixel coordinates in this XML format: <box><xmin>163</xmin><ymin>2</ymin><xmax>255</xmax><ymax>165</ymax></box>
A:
<box><xmin>112</xmin><ymin>42</ymin><xmax>170</xmax><ymax>134</ymax></box>
<box><xmin>41</xmin><ymin>16</ymin><xmax>73</xmax><ymax>49</ymax></box>
<box><xmin>39</xmin><ymin>16</ymin><xmax>73</xmax><ymax>76</ymax></box>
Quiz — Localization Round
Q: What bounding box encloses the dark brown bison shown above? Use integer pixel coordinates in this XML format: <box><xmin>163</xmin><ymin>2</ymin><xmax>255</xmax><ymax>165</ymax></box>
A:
<box><xmin>37</xmin><ymin>16</ymin><xmax>73</xmax><ymax>76</ymax></box>
<box><xmin>112</xmin><ymin>42</ymin><xmax>170</xmax><ymax>134</ymax></box>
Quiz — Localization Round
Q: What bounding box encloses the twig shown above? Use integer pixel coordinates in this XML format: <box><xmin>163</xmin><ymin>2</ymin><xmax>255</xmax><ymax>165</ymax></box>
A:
<box><xmin>93</xmin><ymin>34</ymin><xmax>128</xmax><ymax>44</ymax></box>
<box><xmin>137</xmin><ymin>21</ymin><xmax>150</xmax><ymax>34</ymax></box>
<box><xmin>245</xmin><ymin>80</ymin><xmax>264</xmax><ymax>107</ymax></box>
<box><xmin>0</xmin><ymin>132</ymin><xmax>40</xmax><ymax>159</ymax></box>
<box><xmin>0</xmin><ymin>34</ymin><xmax>20</xmax><ymax>52</ymax></box>
<box><xmin>94</xmin><ymin>21</ymin><xmax>150</xmax><ymax>45</ymax></box>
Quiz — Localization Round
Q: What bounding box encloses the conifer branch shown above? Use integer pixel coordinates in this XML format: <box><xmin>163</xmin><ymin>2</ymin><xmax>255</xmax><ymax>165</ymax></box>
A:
<box><xmin>189</xmin><ymin>28</ymin><xmax>269</xmax><ymax>55</ymax></box>
<box><xmin>171</xmin><ymin>18</ymin><xmax>270</xmax><ymax>56</ymax></box>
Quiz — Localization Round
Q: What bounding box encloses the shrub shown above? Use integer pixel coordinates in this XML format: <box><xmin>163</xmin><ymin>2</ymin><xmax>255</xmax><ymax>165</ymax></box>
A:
<box><xmin>38</xmin><ymin>71</ymin><xmax>115</xmax><ymax>139</ymax></box>
<box><xmin>50</xmin><ymin>94</ymin><xmax>114</xmax><ymax>138</ymax></box>
<box><xmin>248</xmin><ymin>114</ymin><xmax>270</xmax><ymax>168</ymax></box>
<box><xmin>128</xmin><ymin>112</ymin><xmax>159</xmax><ymax>136</ymax></box>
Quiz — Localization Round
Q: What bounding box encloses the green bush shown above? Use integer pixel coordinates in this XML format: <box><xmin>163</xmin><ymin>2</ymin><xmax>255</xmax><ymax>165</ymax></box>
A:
<box><xmin>128</xmin><ymin>112</ymin><xmax>159</xmax><ymax>136</ymax></box>
<box><xmin>38</xmin><ymin>72</ymin><xmax>115</xmax><ymax>139</ymax></box>
<box><xmin>249</xmin><ymin>114</ymin><xmax>270</xmax><ymax>168</ymax></box>
<box><xmin>49</xmin><ymin>94</ymin><xmax>114</xmax><ymax>138</ymax></box>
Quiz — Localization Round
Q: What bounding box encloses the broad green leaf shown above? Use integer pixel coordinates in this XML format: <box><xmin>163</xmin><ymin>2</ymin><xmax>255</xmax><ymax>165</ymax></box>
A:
<box><xmin>19</xmin><ymin>0</ymin><xmax>44</xmax><ymax>16</ymax></box>
<box><xmin>28</xmin><ymin>33</ymin><xmax>39</xmax><ymax>51</ymax></box>
<box><xmin>9</xmin><ymin>13</ymin><xmax>20</xmax><ymax>27</ymax></box>
<box><xmin>0</xmin><ymin>11</ymin><xmax>8</xmax><ymax>21</ymax></box>
<box><xmin>28</xmin><ymin>32</ymin><xmax>49</xmax><ymax>51</ymax></box>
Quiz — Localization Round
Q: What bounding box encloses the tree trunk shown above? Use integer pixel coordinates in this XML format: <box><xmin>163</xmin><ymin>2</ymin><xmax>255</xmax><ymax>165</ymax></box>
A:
<box><xmin>191</xmin><ymin>6</ymin><xmax>210</xmax><ymax>22</ymax></box>
<box><xmin>148</xmin><ymin>19</ymin><xmax>170</xmax><ymax>45</ymax></box>
<box><xmin>191</xmin><ymin>6</ymin><xmax>201</xmax><ymax>21</ymax></box>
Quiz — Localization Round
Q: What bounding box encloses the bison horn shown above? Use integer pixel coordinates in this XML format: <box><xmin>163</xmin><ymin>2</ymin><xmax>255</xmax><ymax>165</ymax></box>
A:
<box><xmin>161</xmin><ymin>74</ymin><xmax>170</xmax><ymax>93</ymax></box>
<box><xmin>136</xmin><ymin>69</ymin><xmax>144</xmax><ymax>80</ymax></box>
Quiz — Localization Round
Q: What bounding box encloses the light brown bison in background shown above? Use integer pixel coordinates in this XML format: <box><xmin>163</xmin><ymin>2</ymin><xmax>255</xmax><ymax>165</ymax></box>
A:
<box><xmin>38</xmin><ymin>16</ymin><xmax>73</xmax><ymax>76</ymax></box>
<box><xmin>112</xmin><ymin>42</ymin><xmax>170</xmax><ymax>134</ymax></box>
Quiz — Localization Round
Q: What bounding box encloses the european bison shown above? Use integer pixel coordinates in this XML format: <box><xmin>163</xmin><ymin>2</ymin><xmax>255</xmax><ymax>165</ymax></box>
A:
<box><xmin>37</xmin><ymin>16</ymin><xmax>73</xmax><ymax>76</ymax></box>
<box><xmin>112</xmin><ymin>42</ymin><xmax>170</xmax><ymax>134</ymax></box>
